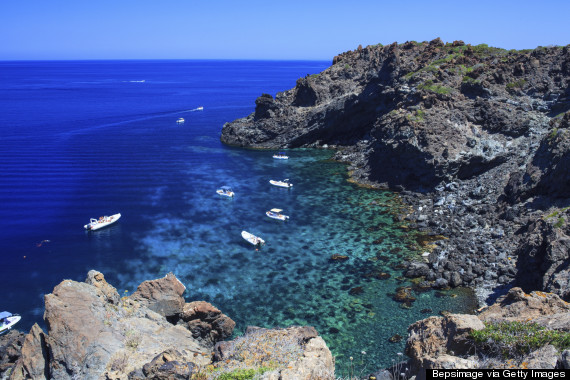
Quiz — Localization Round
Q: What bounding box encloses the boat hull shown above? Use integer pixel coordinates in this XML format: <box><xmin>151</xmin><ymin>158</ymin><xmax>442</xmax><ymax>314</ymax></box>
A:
<box><xmin>216</xmin><ymin>190</ymin><xmax>234</xmax><ymax>197</ymax></box>
<box><xmin>84</xmin><ymin>213</ymin><xmax>121</xmax><ymax>231</ymax></box>
<box><xmin>269</xmin><ymin>180</ymin><xmax>293</xmax><ymax>188</ymax></box>
<box><xmin>241</xmin><ymin>231</ymin><xmax>264</xmax><ymax>246</ymax></box>
<box><xmin>0</xmin><ymin>315</ymin><xmax>21</xmax><ymax>333</ymax></box>
<box><xmin>272</xmin><ymin>156</ymin><xmax>288</xmax><ymax>160</ymax></box>
<box><xmin>266</xmin><ymin>211</ymin><xmax>289</xmax><ymax>221</ymax></box>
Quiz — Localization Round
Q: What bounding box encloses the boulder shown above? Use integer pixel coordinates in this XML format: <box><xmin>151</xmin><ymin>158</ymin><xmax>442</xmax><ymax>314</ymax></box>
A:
<box><xmin>141</xmin><ymin>349</ymin><xmax>197</xmax><ymax>379</ymax></box>
<box><xmin>478</xmin><ymin>287</ymin><xmax>570</xmax><ymax>324</ymax></box>
<box><xmin>404</xmin><ymin>262</ymin><xmax>430</xmax><ymax>278</ymax></box>
<box><xmin>523</xmin><ymin>345</ymin><xmax>559</xmax><ymax>369</ymax></box>
<box><xmin>180</xmin><ymin>301</ymin><xmax>235</xmax><ymax>348</ymax></box>
<box><xmin>405</xmin><ymin>314</ymin><xmax>484</xmax><ymax>378</ymax></box>
<box><xmin>129</xmin><ymin>272</ymin><xmax>186</xmax><ymax>318</ymax></box>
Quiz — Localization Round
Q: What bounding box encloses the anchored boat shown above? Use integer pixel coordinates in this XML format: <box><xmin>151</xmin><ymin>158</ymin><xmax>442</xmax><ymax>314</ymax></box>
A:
<box><xmin>272</xmin><ymin>152</ymin><xmax>288</xmax><ymax>160</ymax></box>
<box><xmin>84</xmin><ymin>213</ymin><xmax>121</xmax><ymax>231</ymax></box>
<box><xmin>0</xmin><ymin>312</ymin><xmax>20</xmax><ymax>334</ymax></box>
<box><xmin>266</xmin><ymin>208</ymin><xmax>289</xmax><ymax>221</ymax></box>
<box><xmin>241</xmin><ymin>231</ymin><xmax>265</xmax><ymax>246</ymax></box>
<box><xmin>216</xmin><ymin>186</ymin><xmax>234</xmax><ymax>197</ymax></box>
<box><xmin>269</xmin><ymin>179</ymin><xmax>293</xmax><ymax>188</ymax></box>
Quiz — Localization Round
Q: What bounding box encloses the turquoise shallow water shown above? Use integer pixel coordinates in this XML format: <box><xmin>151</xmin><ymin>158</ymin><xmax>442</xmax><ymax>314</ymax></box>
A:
<box><xmin>113</xmin><ymin>148</ymin><xmax>478</xmax><ymax>373</ymax></box>
<box><xmin>0</xmin><ymin>60</ymin><xmax>477</xmax><ymax>374</ymax></box>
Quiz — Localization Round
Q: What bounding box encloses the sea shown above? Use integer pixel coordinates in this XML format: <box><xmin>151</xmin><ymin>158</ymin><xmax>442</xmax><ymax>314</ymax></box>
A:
<box><xmin>0</xmin><ymin>60</ymin><xmax>478</xmax><ymax>374</ymax></box>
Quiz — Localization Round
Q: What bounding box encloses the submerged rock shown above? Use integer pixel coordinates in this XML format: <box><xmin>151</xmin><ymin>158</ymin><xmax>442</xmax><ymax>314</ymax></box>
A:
<box><xmin>330</xmin><ymin>254</ymin><xmax>349</xmax><ymax>261</ymax></box>
<box><xmin>388</xmin><ymin>334</ymin><xmax>403</xmax><ymax>343</ymax></box>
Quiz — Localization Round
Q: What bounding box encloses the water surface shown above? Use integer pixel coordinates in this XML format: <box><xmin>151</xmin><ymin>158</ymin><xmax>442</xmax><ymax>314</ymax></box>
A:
<box><xmin>0</xmin><ymin>60</ymin><xmax>477</xmax><ymax>373</ymax></box>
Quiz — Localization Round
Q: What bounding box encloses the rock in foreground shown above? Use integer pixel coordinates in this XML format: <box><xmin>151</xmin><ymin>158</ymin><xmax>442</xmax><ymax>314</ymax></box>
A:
<box><xmin>2</xmin><ymin>271</ymin><xmax>334</xmax><ymax>380</ymax></box>
<box><xmin>401</xmin><ymin>288</ymin><xmax>570</xmax><ymax>379</ymax></box>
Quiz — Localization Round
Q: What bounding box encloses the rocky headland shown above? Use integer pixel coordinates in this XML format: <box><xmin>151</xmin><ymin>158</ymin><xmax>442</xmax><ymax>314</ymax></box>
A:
<box><xmin>0</xmin><ymin>271</ymin><xmax>333</xmax><ymax>380</ymax></box>
<box><xmin>221</xmin><ymin>38</ymin><xmax>570</xmax><ymax>304</ymax></box>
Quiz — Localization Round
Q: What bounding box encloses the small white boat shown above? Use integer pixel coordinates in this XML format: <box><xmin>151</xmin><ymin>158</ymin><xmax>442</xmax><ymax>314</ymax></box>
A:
<box><xmin>0</xmin><ymin>312</ymin><xmax>21</xmax><ymax>334</ymax></box>
<box><xmin>269</xmin><ymin>179</ymin><xmax>293</xmax><ymax>188</ymax></box>
<box><xmin>241</xmin><ymin>231</ymin><xmax>265</xmax><ymax>246</ymax></box>
<box><xmin>84</xmin><ymin>213</ymin><xmax>121</xmax><ymax>231</ymax></box>
<box><xmin>266</xmin><ymin>208</ymin><xmax>289</xmax><ymax>221</ymax></box>
<box><xmin>273</xmin><ymin>152</ymin><xmax>289</xmax><ymax>160</ymax></box>
<box><xmin>176</xmin><ymin>118</ymin><xmax>185</xmax><ymax>124</ymax></box>
<box><xmin>197</xmin><ymin>106</ymin><xmax>204</xmax><ymax>111</ymax></box>
<box><xmin>216</xmin><ymin>186</ymin><xmax>234</xmax><ymax>197</ymax></box>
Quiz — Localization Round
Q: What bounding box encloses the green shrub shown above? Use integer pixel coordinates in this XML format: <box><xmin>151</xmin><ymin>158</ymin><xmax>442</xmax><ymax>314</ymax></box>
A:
<box><xmin>462</xmin><ymin>76</ymin><xmax>480</xmax><ymax>84</ymax></box>
<box><xmin>548</xmin><ymin>128</ymin><xmax>559</xmax><ymax>140</ymax></box>
<box><xmin>417</xmin><ymin>80</ymin><xmax>452</xmax><ymax>95</ymax></box>
<box><xmin>506</xmin><ymin>79</ymin><xmax>527</xmax><ymax>91</ymax></box>
<box><xmin>470</xmin><ymin>322</ymin><xmax>570</xmax><ymax>358</ymax></box>
<box><xmin>555</xmin><ymin>217</ymin><xmax>565</xmax><ymax>229</ymax></box>
<box><xmin>217</xmin><ymin>367</ymin><xmax>271</xmax><ymax>380</ymax></box>
<box><xmin>407</xmin><ymin>109</ymin><xmax>426</xmax><ymax>123</ymax></box>
<box><xmin>471</xmin><ymin>44</ymin><xmax>507</xmax><ymax>57</ymax></box>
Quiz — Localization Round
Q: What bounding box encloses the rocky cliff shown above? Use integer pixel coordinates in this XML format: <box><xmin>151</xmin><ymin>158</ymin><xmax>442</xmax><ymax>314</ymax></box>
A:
<box><xmin>221</xmin><ymin>39</ymin><xmax>570</xmax><ymax>301</ymax></box>
<box><xmin>390</xmin><ymin>287</ymin><xmax>570</xmax><ymax>379</ymax></box>
<box><xmin>0</xmin><ymin>271</ymin><xmax>334</xmax><ymax>380</ymax></box>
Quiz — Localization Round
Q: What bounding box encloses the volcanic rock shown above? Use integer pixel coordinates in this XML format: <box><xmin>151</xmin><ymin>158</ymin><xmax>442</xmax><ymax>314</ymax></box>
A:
<box><xmin>129</xmin><ymin>272</ymin><xmax>186</xmax><ymax>318</ymax></box>
<box><xmin>179</xmin><ymin>301</ymin><xmax>235</xmax><ymax>348</ymax></box>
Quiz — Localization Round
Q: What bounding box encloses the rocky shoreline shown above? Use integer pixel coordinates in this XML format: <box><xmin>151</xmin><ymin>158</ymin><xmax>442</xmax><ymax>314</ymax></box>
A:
<box><xmin>3</xmin><ymin>274</ymin><xmax>570</xmax><ymax>378</ymax></box>
<box><xmin>0</xmin><ymin>271</ymin><xmax>334</xmax><ymax>380</ymax></box>
<box><xmin>221</xmin><ymin>38</ymin><xmax>570</xmax><ymax>305</ymax></box>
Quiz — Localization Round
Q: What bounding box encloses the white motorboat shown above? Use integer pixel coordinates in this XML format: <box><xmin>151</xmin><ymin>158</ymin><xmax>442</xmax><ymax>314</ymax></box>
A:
<box><xmin>241</xmin><ymin>230</ymin><xmax>265</xmax><ymax>246</ymax></box>
<box><xmin>84</xmin><ymin>213</ymin><xmax>121</xmax><ymax>231</ymax></box>
<box><xmin>176</xmin><ymin>118</ymin><xmax>185</xmax><ymax>124</ymax></box>
<box><xmin>197</xmin><ymin>106</ymin><xmax>204</xmax><ymax>111</ymax></box>
<box><xmin>272</xmin><ymin>152</ymin><xmax>289</xmax><ymax>160</ymax></box>
<box><xmin>269</xmin><ymin>179</ymin><xmax>293</xmax><ymax>188</ymax></box>
<box><xmin>0</xmin><ymin>312</ymin><xmax>21</xmax><ymax>334</ymax></box>
<box><xmin>266</xmin><ymin>208</ymin><xmax>289</xmax><ymax>221</ymax></box>
<box><xmin>216</xmin><ymin>186</ymin><xmax>234</xmax><ymax>197</ymax></box>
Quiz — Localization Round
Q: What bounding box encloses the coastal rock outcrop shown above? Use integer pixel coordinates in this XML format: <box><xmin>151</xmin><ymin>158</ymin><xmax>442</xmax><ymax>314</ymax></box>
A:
<box><xmin>180</xmin><ymin>301</ymin><xmax>236</xmax><ymax>348</ymax></box>
<box><xmin>0</xmin><ymin>330</ymin><xmax>25</xmax><ymax>377</ymax></box>
<box><xmin>0</xmin><ymin>271</ymin><xmax>333</xmax><ymax>380</ymax></box>
<box><xmin>514</xmin><ymin>218</ymin><xmax>570</xmax><ymax>300</ymax></box>
<box><xmin>214</xmin><ymin>326</ymin><xmax>334</xmax><ymax>380</ymax></box>
<box><xmin>402</xmin><ymin>287</ymin><xmax>570</xmax><ymax>378</ymax></box>
<box><xmin>129</xmin><ymin>272</ymin><xmax>186</xmax><ymax>318</ymax></box>
<box><xmin>221</xmin><ymin>39</ymin><xmax>570</xmax><ymax>299</ymax></box>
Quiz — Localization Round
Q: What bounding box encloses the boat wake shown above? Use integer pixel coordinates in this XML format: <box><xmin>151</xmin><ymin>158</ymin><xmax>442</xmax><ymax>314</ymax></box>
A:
<box><xmin>58</xmin><ymin>107</ymin><xmax>204</xmax><ymax>137</ymax></box>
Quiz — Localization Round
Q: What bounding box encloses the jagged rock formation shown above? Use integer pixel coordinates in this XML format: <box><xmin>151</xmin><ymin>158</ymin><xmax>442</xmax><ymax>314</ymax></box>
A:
<box><xmin>221</xmin><ymin>39</ymin><xmax>570</xmax><ymax>300</ymax></box>
<box><xmin>398</xmin><ymin>288</ymin><xmax>570</xmax><ymax>379</ymax></box>
<box><xmin>1</xmin><ymin>271</ymin><xmax>333</xmax><ymax>380</ymax></box>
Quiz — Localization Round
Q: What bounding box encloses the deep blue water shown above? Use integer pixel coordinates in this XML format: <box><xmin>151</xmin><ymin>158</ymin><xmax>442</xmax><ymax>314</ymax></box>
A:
<box><xmin>0</xmin><ymin>60</ymin><xmax>477</xmax><ymax>373</ymax></box>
